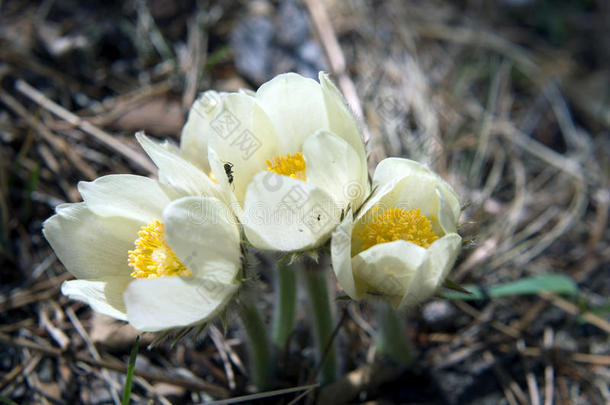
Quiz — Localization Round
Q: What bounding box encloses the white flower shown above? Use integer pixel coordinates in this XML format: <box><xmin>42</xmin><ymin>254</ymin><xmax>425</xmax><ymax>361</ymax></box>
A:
<box><xmin>181</xmin><ymin>72</ymin><xmax>370</xmax><ymax>252</ymax></box>
<box><xmin>43</xmin><ymin>172</ymin><xmax>241</xmax><ymax>332</ymax></box>
<box><xmin>331</xmin><ymin>158</ymin><xmax>462</xmax><ymax>309</ymax></box>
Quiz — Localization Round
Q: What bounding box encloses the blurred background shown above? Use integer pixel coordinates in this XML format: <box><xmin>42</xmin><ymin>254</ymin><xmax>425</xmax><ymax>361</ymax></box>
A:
<box><xmin>1</xmin><ymin>0</ymin><xmax>608</xmax><ymax>404</ymax></box>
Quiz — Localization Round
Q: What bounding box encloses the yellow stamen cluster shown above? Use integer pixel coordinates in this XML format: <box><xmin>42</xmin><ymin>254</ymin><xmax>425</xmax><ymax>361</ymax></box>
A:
<box><xmin>357</xmin><ymin>207</ymin><xmax>439</xmax><ymax>251</ymax></box>
<box><xmin>128</xmin><ymin>219</ymin><xmax>192</xmax><ymax>279</ymax></box>
<box><xmin>266</xmin><ymin>152</ymin><xmax>307</xmax><ymax>181</ymax></box>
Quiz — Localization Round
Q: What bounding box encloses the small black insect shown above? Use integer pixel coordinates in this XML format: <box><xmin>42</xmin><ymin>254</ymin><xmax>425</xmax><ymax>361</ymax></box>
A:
<box><xmin>223</xmin><ymin>162</ymin><xmax>234</xmax><ymax>184</ymax></box>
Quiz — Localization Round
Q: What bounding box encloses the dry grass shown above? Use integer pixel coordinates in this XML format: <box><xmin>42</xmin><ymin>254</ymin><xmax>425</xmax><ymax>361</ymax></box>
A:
<box><xmin>1</xmin><ymin>0</ymin><xmax>608</xmax><ymax>404</ymax></box>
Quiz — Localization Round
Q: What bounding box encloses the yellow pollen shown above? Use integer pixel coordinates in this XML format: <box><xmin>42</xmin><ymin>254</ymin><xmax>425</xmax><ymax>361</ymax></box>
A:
<box><xmin>356</xmin><ymin>207</ymin><xmax>439</xmax><ymax>252</ymax></box>
<box><xmin>209</xmin><ymin>169</ymin><xmax>219</xmax><ymax>184</ymax></box>
<box><xmin>266</xmin><ymin>152</ymin><xmax>306</xmax><ymax>181</ymax></box>
<box><xmin>128</xmin><ymin>219</ymin><xmax>192</xmax><ymax>279</ymax></box>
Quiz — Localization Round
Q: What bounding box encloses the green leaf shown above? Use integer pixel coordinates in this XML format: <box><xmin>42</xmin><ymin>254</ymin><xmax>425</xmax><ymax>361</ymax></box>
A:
<box><xmin>122</xmin><ymin>335</ymin><xmax>140</xmax><ymax>405</ymax></box>
<box><xmin>442</xmin><ymin>274</ymin><xmax>578</xmax><ymax>301</ymax></box>
<box><xmin>443</xmin><ymin>279</ymin><xmax>473</xmax><ymax>295</ymax></box>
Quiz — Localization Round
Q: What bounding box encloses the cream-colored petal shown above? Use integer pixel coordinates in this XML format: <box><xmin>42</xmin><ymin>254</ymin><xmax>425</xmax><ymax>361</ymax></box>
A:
<box><xmin>255</xmin><ymin>73</ymin><xmax>328</xmax><ymax>153</ymax></box>
<box><xmin>78</xmin><ymin>174</ymin><xmax>168</xmax><ymax>223</ymax></box>
<box><xmin>180</xmin><ymin>91</ymin><xmax>223</xmax><ymax>172</ymax></box>
<box><xmin>124</xmin><ymin>276</ymin><xmax>238</xmax><ymax>331</ymax></box>
<box><xmin>330</xmin><ymin>211</ymin><xmax>358</xmax><ymax>299</ymax></box>
<box><xmin>136</xmin><ymin>132</ymin><xmax>222</xmax><ymax>201</ymax></box>
<box><xmin>304</xmin><ymin>130</ymin><xmax>369</xmax><ymax>210</ymax></box>
<box><xmin>162</xmin><ymin>196</ymin><xmax>240</xmax><ymax>282</ymax></box>
<box><xmin>43</xmin><ymin>203</ymin><xmax>135</xmax><ymax>280</ymax></box>
<box><xmin>374</xmin><ymin>158</ymin><xmax>461</xmax><ymax>232</ymax></box>
<box><xmin>319</xmin><ymin>72</ymin><xmax>368</xmax><ymax>187</ymax></box>
<box><xmin>436</xmin><ymin>188</ymin><xmax>458</xmax><ymax>234</ymax></box>
<box><xmin>373</xmin><ymin>158</ymin><xmax>429</xmax><ymax>189</ymax></box>
<box><xmin>242</xmin><ymin>171</ymin><xmax>339</xmax><ymax>251</ymax></box>
<box><xmin>61</xmin><ymin>277</ymin><xmax>130</xmax><ymax>320</ymax></box>
<box><xmin>207</xmin><ymin>92</ymin><xmax>279</xmax><ymax>205</ymax></box>
<box><xmin>208</xmin><ymin>148</ymin><xmax>244</xmax><ymax>218</ymax></box>
<box><xmin>352</xmin><ymin>240</ymin><xmax>428</xmax><ymax>308</ymax></box>
<box><xmin>353</xmin><ymin>176</ymin><xmax>402</xmax><ymax>223</ymax></box>
<box><xmin>399</xmin><ymin>233</ymin><xmax>461</xmax><ymax>309</ymax></box>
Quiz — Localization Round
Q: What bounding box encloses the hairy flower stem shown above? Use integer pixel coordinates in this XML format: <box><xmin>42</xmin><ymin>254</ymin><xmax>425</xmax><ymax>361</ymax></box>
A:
<box><xmin>238</xmin><ymin>290</ymin><xmax>273</xmax><ymax>389</ymax></box>
<box><xmin>303</xmin><ymin>258</ymin><xmax>337</xmax><ymax>385</ymax></box>
<box><xmin>272</xmin><ymin>259</ymin><xmax>297</xmax><ymax>349</ymax></box>
<box><xmin>377</xmin><ymin>300</ymin><xmax>414</xmax><ymax>367</ymax></box>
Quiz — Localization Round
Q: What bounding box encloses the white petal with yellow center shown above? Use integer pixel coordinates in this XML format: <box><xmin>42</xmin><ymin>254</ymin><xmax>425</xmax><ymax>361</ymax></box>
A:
<box><xmin>373</xmin><ymin>158</ymin><xmax>460</xmax><ymax>230</ymax></box>
<box><xmin>124</xmin><ymin>196</ymin><xmax>241</xmax><ymax>331</ymax></box>
<box><xmin>330</xmin><ymin>157</ymin><xmax>463</xmax><ymax>309</ymax></box>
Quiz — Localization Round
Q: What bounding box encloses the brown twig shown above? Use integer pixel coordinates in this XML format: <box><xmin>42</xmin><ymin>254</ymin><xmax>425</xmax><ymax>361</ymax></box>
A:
<box><xmin>0</xmin><ymin>332</ymin><xmax>229</xmax><ymax>398</ymax></box>
<box><xmin>303</xmin><ymin>0</ymin><xmax>382</xmax><ymax>169</ymax></box>
<box><xmin>14</xmin><ymin>79</ymin><xmax>156</xmax><ymax>174</ymax></box>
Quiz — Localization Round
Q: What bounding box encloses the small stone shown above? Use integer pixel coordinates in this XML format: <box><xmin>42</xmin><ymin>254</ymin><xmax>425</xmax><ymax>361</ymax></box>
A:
<box><xmin>38</xmin><ymin>358</ymin><xmax>55</xmax><ymax>383</ymax></box>
<box><xmin>421</xmin><ymin>300</ymin><xmax>456</xmax><ymax>330</ymax></box>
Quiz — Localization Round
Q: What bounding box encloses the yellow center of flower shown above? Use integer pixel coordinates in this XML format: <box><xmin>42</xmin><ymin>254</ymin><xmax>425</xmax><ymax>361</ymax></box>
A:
<box><xmin>266</xmin><ymin>152</ymin><xmax>307</xmax><ymax>181</ymax></box>
<box><xmin>356</xmin><ymin>207</ymin><xmax>439</xmax><ymax>251</ymax></box>
<box><xmin>128</xmin><ymin>219</ymin><xmax>192</xmax><ymax>279</ymax></box>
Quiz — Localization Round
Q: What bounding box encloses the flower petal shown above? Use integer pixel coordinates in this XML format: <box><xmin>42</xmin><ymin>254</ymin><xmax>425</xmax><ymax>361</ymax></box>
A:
<box><xmin>304</xmin><ymin>130</ymin><xmax>369</xmax><ymax>210</ymax></box>
<box><xmin>255</xmin><ymin>73</ymin><xmax>328</xmax><ymax>153</ymax></box>
<box><xmin>207</xmin><ymin>92</ymin><xmax>278</xmax><ymax>205</ymax></box>
<box><xmin>399</xmin><ymin>233</ymin><xmax>461</xmax><ymax>309</ymax></box>
<box><xmin>436</xmin><ymin>188</ymin><xmax>458</xmax><ymax>234</ymax></box>
<box><xmin>374</xmin><ymin>158</ymin><xmax>461</xmax><ymax>230</ymax></box>
<box><xmin>124</xmin><ymin>276</ymin><xmax>238</xmax><ymax>331</ymax></box>
<box><xmin>352</xmin><ymin>240</ymin><xmax>428</xmax><ymax>308</ymax></box>
<box><xmin>162</xmin><ymin>196</ymin><xmax>240</xmax><ymax>281</ymax></box>
<box><xmin>61</xmin><ymin>277</ymin><xmax>129</xmax><ymax>321</ymax></box>
<box><xmin>372</xmin><ymin>157</ymin><xmax>427</xmax><ymax>189</ymax></box>
<box><xmin>319</xmin><ymin>72</ymin><xmax>368</xmax><ymax>186</ymax></box>
<box><xmin>424</xmin><ymin>233</ymin><xmax>462</xmax><ymax>290</ymax></box>
<box><xmin>242</xmin><ymin>171</ymin><xmax>339</xmax><ymax>251</ymax></box>
<box><xmin>78</xmin><ymin>174</ymin><xmax>168</xmax><ymax>224</ymax></box>
<box><xmin>330</xmin><ymin>211</ymin><xmax>358</xmax><ymax>299</ymax></box>
<box><xmin>180</xmin><ymin>91</ymin><xmax>223</xmax><ymax>172</ymax></box>
<box><xmin>43</xmin><ymin>203</ymin><xmax>135</xmax><ymax>280</ymax></box>
<box><xmin>136</xmin><ymin>132</ymin><xmax>222</xmax><ymax>201</ymax></box>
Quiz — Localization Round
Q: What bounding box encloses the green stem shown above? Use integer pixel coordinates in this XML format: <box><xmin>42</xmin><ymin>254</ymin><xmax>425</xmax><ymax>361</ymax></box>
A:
<box><xmin>303</xmin><ymin>260</ymin><xmax>336</xmax><ymax>385</ymax></box>
<box><xmin>376</xmin><ymin>300</ymin><xmax>414</xmax><ymax>367</ymax></box>
<box><xmin>238</xmin><ymin>291</ymin><xmax>273</xmax><ymax>389</ymax></box>
<box><xmin>272</xmin><ymin>259</ymin><xmax>298</xmax><ymax>349</ymax></box>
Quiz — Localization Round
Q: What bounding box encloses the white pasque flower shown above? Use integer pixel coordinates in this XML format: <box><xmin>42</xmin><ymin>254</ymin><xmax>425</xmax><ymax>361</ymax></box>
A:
<box><xmin>331</xmin><ymin>158</ymin><xmax>462</xmax><ymax>309</ymax></box>
<box><xmin>180</xmin><ymin>72</ymin><xmax>370</xmax><ymax>252</ymax></box>
<box><xmin>43</xmin><ymin>146</ymin><xmax>241</xmax><ymax>332</ymax></box>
